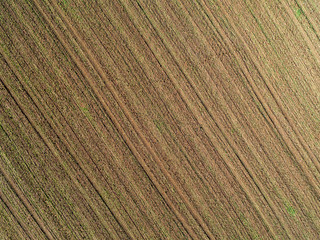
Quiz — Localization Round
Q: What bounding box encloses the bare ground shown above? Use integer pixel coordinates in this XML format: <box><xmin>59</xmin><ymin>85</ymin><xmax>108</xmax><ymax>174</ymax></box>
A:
<box><xmin>0</xmin><ymin>0</ymin><xmax>319</xmax><ymax>239</ymax></box>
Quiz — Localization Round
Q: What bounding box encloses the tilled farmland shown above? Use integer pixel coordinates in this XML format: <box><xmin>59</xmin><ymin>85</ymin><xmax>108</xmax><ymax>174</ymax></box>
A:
<box><xmin>0</xmin><ymin>0</ymin><xmax>319</xmax><ymax>239</ymax></box>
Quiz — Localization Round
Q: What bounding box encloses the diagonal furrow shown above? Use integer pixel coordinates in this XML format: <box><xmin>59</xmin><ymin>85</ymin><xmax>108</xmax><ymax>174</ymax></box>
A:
<box><xmin>0</xmin><ymin>197</ymin><xmax>30</xmax><ymax>239</ymax></box>
<box><xmin>78</xmin><ymin>3</ymin><xmax>241</xmax><ymax>237</ymax></box>
<box><xmin>1</xmin><ymin>0</ymin><xmax>318</xmax><ymax>239</ymax></box>
<box><xmin>4</xmin><ymin>3</ymin><xmax>179</xmax><ymax>237</ymax></box>
<box><xmin>183</xmin><ymin>0</ymin><xmax>314</xmax><ymax>223</ymax></box>
<box><xmin>284</xmin><ymin>0</ymin><xmax>320</xmax><ymax>61</ymax></box>
<box><xmin>113</xmin><ymin>0</ymin><xmax>273</xmax><ymax>238</ymax></box>
<box><xmin>199</xmin><ymin>0</ymin><xmax>320</xmax><ymax>194</ymax></box>
<box><xmin>190</xmin><ymin>3</ymin><xmax>320</xmax><ymax>230</ymax></box>
<box><xmin>64</xmin><ymin>0</ymin><xmax>247</xmax><ymax>237</ymax></box>
<box><xmin>198</xmin><ymin>0</ymin><xmax>319</xmax><ymax>203</ymax></box>
<box><xmin>135</xmin><ymin>0</ymin><xmax>316</xmax><ymax>237</ymax></box>
<box><xmin>174</xmin><ymin>0</ymin><xmax>302</xmax><ymax>236</ymax></box>
<box><xmin>65</xmin><ymin>2</ymin><xmax>228</xmax><ymax>237</ymax></box>
<box><xmin>243</xmin><ymin>0</ymin><xmax>320</xmax><ymax>180</ymax></box>
<box><xmin>0</xmin><ymin>48</ymin><xmax>126</xmax><ymax>240</ymax></box>
<box><xmin>1</xmin><ymin>4</ymin><xmax>151</xmax><ymax>237</ymax></box>
<box><xmin>295</xmin><ymin>0</ymin><xmax>320</xmax><ymax>44</ymax></box>
<box><xmin>29</xmin><ymin>0</ymin><xmax>201</xmax><ymax>238</ymax></box>
<box><xmin>45</xmin><ymin>0</ymin><xmax>213</xmax><ymax>237</ymax></box>
<box><xmin>0</xmin><ymin>171</ymin><xmax>32</xmax><ymax>240</ymax></box>
<box><xmin>0</xmin><ymin>95</ymin><xmax>85</xmax><ymax>239</ymax></box>
<box><xmin>279</xmin><ymin>0</ymin><xmax>320</xmax><ymax>167</ymax></box>
<box><xmin>177</xmin><ymin>0</ymin><xmax>319</xmax><ymax>232</ymax></box>
<box><xmin>0</xmin><ymin>143</ymin><xmax>55</xmax><ymax>240</ymax></box>
<box><xmin>122</xmin><ymin>0</ymin><xmax>288</xmax><ymax>238</ymax></box>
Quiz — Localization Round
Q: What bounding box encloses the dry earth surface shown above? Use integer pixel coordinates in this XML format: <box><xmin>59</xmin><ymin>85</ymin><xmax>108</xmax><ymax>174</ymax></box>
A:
<box><xmin>0</xmin><ymin>0</ymin><xmax>320</xmax><ymax>239</ymax></box>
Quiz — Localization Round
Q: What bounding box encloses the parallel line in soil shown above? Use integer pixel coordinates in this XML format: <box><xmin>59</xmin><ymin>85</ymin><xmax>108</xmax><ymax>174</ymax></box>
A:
<box><xmin>18</xmin><ymin>1</ymin><xmax>168</xmax><ymax>238</ymax></box>
<box><xmin>68</xmin><ymin>3</ymin><xmax>208</xmax><ymax>238</ymax></box>
<box><xmin>30</xmin><ymin>0</ymin><xmax>200</xmax><ymax>238</ymax></box>
<box><xmin>0</xmin><ymin>75</ymin><xmax>94</xmax><ymax>240</ymax></box>
<box><xmin>0</xmin><ymin>98</ymin><xmax>83</xmax><ymax>240</ymax></box>
<box><xmin>129</xmin><ymin>0</ymin><xmax>283</xmax><ymax>238</ymax></box>
<box><xmin>74</xmin><ymin>1</ymin><xmax>241</xmax><ymax>237</ymax></box>
<box><xmin>280</xmin><ymin>0</ymin><xmax>320</xmax><ymax>167</ymax></box>
<box><xmin>45</xmin><ymin>2</ymin><xmax>199</xmax><ymax>238</ymax></box>
<box><xmin>0</xmin><ymin>47</ymin><xmax>124</xmax><ymax>240</ymax></box>
<box><xmin>0</xmin><ymin>81</ymin><xmax>96</xmax><ymax>240</ymax></box>
<box><xmin>4</xmin><ymin>3</ymin><xmax>164</xmax><ymax>237</ymax></box>
<box><xmin>0</xmin><ymin>117</ymin><xmax>87</xmax><ymax>239</ymax></box>
<box><xmin>244</xmin><ymin>0</ymin><xmax>320</xmax><ymax>181</ymax></box>
<box><xmin>201</xmin><ymin>0</ymin><xmax>320</xmax><ymax>233</ymax></box>
<box><xmin>0</xmin><ymin>126</ymin><xmax>55</xmax><ymax>240</ymax></box>
<box><xmin>131</xmin><ymin>1</ymin><xmax>268</xmax><ymax>237</ymax></box>
<box><xmin>102</xmin><ymin>7</ymin><xmax>236</xmax><ymax>237</ymax></box>
<box><xmin>178</xmin><ymin>0</ymin><xmax>304</xmax><ymax>235</ymax></box>
<box><xmin>0</xmin><ymin>170</ymin><xmax>33</xmax><ymax>240</ymax></box>
<box><xmin>246</xmin><ymin>0</ymin><xmax>320</xmax><ymax>177</ymax></box>
<box><xmin>240</xmin><ymin>4</ymin><xmax>320</xmax><ymax>223</ymax></box>
<box><xmin>287</xmin><ymin>0</ymin><xmax>320</xmax><ymax>55</ymax></box>
<box><xmin>0</xmin><ymin>199</ymin><xmax>28</xmax><ymax>239</ymax></box>
<box><xmin>202</xmin><ymin>0</ymin><xmax>315</xmax><ymax>182</ymax></box>
<box><xmin>295</xmin><ymin>0</ymin><xmax>320</xmax><ymax>46</ymax></box>
<box><xmin>255</xmin><ymin>0</ymin><xmax>320</xmax><ymax>195</ymax></box>
<box><xmin>118</xmin><ymin>1</ymin><xmax>271</xmax><ymax>238</ymax></box>
<box><xmin>149</xmin><ymin>0</ymin><xmax>292</xmax><ymax>238</ymax></box>
<box><xmin>46</xmin><ymin>0</ymin><xmax>213</xmax><ymax>238</ymax></box>
<box><xmin>2</xmin><ymin>4</ymin><xmax>144</xmax><ymax>236</ymax></box>
<box><xmin>199</xmin><ymin>0</ymin><xmax>320</xmax><ymax>195</ymax></box>
<box><xmin>196</xmin><ymin>1</ymin><xmax>318</xmax><ymax>237</ymax></box>
<box><xmin>188</xmin><ymin>0</ymin><xmax>319</xmax><ymax>230</ymax></box>
<box><xmin>0</xmin><ymin>197</ymin><xmax>30</xmax><ymax>239</ymax></box>
<box><xmin>184</xmin><ymin>0</ymin><xmax>314</xmax><ymax>221</ymax></box>
<box><xmin>142</xmin><ymin>0</ymin><xmax>278</xmax><ymax>236</ymax></box>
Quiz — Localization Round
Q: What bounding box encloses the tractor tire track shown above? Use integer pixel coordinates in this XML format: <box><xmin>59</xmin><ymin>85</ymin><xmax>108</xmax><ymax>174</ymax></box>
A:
<box><xmin>0</xmin><ymin>172</ymin><xmax>33</xmax><ymax>240</ymax></box>
<box><xmin>5</xmin><ymin>3</ymin><xmax>179</xmax><ymax>238</ymax></box>
<box><xmin>1</xmin><ymin>0</ymin><xmax>318</xmax><ymax>238</ymax></box>
<box><xmin>1</xmin><ymin>4</ymin><xmax>156</xmax><ymax>237</ymax></box>
<box><xmin>279</xmin><ymin>0</ymin><xmax>320</xmax><ymax>169</ymax></box>
<box><xmin>180</xmin><ymin>0</ymin><xmax>319</xmax><ymax>233</ymax></box>
<box><xmin>65</xmin><ymin>1</ymin><xmax>246</xmax><ymax>238</ymax></box>
<box><xmin>145</xmin><ymin>0</ymin><xmax>316</xmax><ymax>236</ymax></box>
<box><xmin>296</xmin><ymin>0</ymin><xmax>320</xmax><ymax>44</ymax></box>
<box><xmin>182</xmin><ymin>0</ymin><xmax>318</xmax><ymax>221</ymax></box>
<box><xmin>243</xmin><ymin>0</ymin><xmax>320</xmax><ymax>180</ymax></box>
<box><xmin>0</xmin><ymin>138</ymin><xmax>55</xmax><ymax>240</ymax></box>
<box><xmin>46</xmin><ymin>0</ymin><xmax>216</xmax><ymax>237</ymax></box>
<box><xmin>284</xmin><ymin>0</ymin><xmax>320</xmax><ymax>60</ymax></box>
<box><xmin>0</xmin><ymin>47</ymin><xmax>126</xmax><ymax>240</ymax></box>
<box><xmin>0</xmin><ymin>99</ymin><xmax>86</xmax><ymax>239</ymax></box>
<box><xmin>249</xmin><ymin>0</ymin><xmax>320</xmax><ymax>193</ymax></box>
<box><xmin>29</xmin><ymin>0</ymin><xmax>201</xmax><ymax>238</ymax></box>
<box><xmin>65</xmin><ymin>2</ymin><xmax>227</xmax><ymax>238</ymax></box>
<box><xmin>125</xmin><ymin>0</ymin><xmax>292</xmax><ymax>238</ymax></box>
<box><xmin>116</xmin><ymin>0</ymin><xmax>278</xmax><ymax>238</ymax></box>
<box><xmin>199</xmin><ymin>0</ymin><xmax>320</xmax><ymax>194</ymax></box>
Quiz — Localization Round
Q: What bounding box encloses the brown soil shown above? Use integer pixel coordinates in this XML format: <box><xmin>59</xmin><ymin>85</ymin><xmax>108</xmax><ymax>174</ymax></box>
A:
<box><xmin>0</xmin><ymin>0</ymin><xmax>319</xmax><ymax>239</ymax></box>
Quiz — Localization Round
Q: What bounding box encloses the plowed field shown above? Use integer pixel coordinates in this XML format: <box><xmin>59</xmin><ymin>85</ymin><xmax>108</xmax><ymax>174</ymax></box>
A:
<box><xmin>1</xmin><ymin>0</ymin><xmax>319</xmax><ymax>239</ymax></box>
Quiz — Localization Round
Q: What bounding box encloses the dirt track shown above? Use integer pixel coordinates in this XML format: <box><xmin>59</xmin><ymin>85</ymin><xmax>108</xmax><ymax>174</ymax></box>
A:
<box><xmin>0</xmin><ymin>0</ymin><xmax>319</xmax><ymax>239</ymax></box>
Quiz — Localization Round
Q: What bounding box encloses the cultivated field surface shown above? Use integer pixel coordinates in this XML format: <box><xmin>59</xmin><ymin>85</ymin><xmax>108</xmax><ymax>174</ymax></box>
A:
<box><xmin>0</xmin><ymin>0</ymin><xmax>320</xmax><ymax>239</ymax></box>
